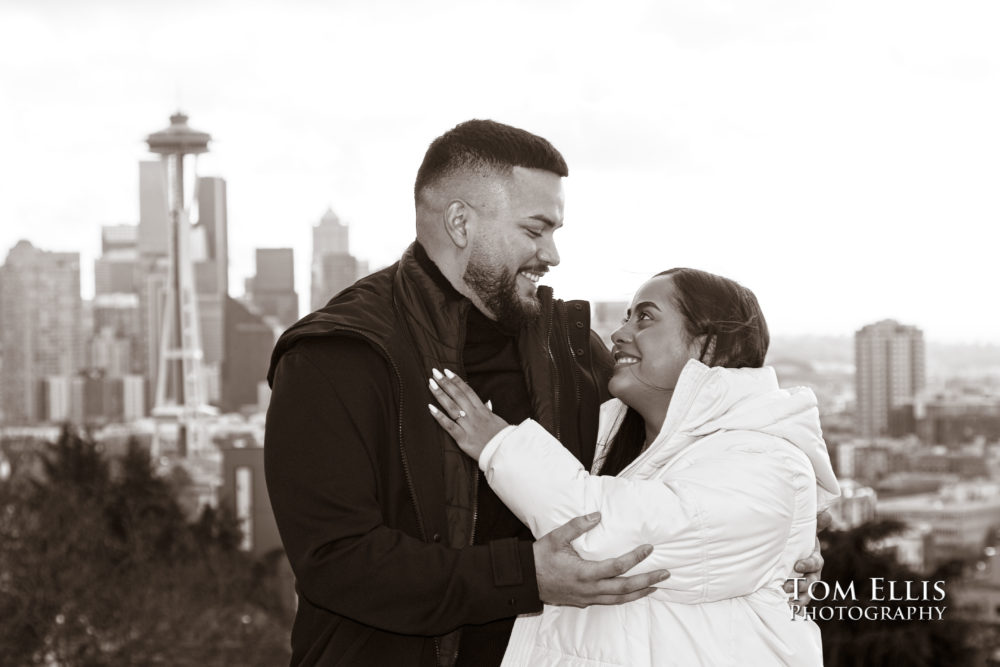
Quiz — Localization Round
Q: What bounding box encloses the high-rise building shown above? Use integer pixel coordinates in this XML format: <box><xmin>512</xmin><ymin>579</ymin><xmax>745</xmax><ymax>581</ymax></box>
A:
<box><xmin>89</xmin><ymin>326</ymin><xmax>133</xmax><ymax>377</ymax></box>
<box><xmin>248</xmin><ymin>248</ymin><xmax>298</xmax><ymax>327</ymax></box>
<box><xmin>855</xmin><ymin>319</ymin><xmax>926</xmax><ymax>439</ymax></box>
<box><xmin>313</xmin><ymin>208</ymin><xmax>349</xmax><ymax>256</ymax></box>
<box><xmin>137</xmin><ymin>260</ymin><xmax>169</xmax><ymax>407</ymax></box>
<box><xmin>136</xmin><ymin>160</ymin><xmax>171</xmax><ymax>407</ymax></box>
<box><xmin>92</xmin><ymin>224</ymin><xmax>143</xmax><ymax>387</ymax></box>
<box><xmin>0</xmin><ymin>241</ymin><xmax>83</xmax><ymax>424</ymax></box>
<box><xmin>138</xmin><ymin>160</ymin><xmax>169</xmax><ymax>257</ymax></box>
<box><xmin>95</xmin><ymin>225</ymin><xmax>139</xmax><ymax>296</ymax></box>
<box><xmin>195</xmin><ymin>177</ymin><xmax>229</xmax><ymax>296</ymax></box>
<box><xmin>101</xmin><ymin>224</ymin><xmax>139</xmax><ymax>254</ymax></box>
<box><xmin>221</xmin><ymin>296</ymin><xmax>278</xmax><ymax>413</ymax></box>
<box><xmin>317</xmin><ymin>253</ymin><xmax>358</xmax><ymax>308</ymax></box>
<box><xmin>310</xmin><ymin>208</ymin><xmax>358</xmax><ymax>311</ymax></box>
<box><xmin>192</xmin><ymin>177</ymin><xmax>228</xmax><ymax>405</ymax></box>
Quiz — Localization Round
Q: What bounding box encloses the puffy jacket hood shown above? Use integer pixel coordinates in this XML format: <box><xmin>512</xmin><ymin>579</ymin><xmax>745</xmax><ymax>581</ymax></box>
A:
<box><xmin>601</xmin><ymin>358</ymin><xmax>840</xmax><ymax>508</ymax></box>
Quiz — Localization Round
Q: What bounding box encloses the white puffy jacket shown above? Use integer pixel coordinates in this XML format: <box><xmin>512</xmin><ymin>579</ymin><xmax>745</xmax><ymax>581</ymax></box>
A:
<box><xmin>478</xmin><ymin>359</ymin><xmax>841</xmax><ymax>666</ymax></box>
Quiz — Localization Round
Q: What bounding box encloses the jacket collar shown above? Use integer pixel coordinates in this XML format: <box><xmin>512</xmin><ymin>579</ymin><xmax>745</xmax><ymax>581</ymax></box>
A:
<box><xmin>393</xmin><ymin>241</ymin><xmax>473</xmax><ymax>357</ymax></box>
<box><xmin>400</xmin><ymin>241</ymin><xmax>561</xmax><ymax>438</ymax></box>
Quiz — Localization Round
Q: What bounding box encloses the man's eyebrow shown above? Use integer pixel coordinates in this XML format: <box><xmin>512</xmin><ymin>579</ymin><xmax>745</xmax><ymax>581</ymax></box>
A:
<box><xmin>528</xmin><ymin>214</ymin><xmax>562</xmax><ymax>229</ymax></box>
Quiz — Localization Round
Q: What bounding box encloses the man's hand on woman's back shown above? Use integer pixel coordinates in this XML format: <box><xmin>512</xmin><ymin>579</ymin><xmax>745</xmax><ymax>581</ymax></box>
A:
<box><xmin>534</xmin><ymin>513</ymin><xmax>671</xmax><ymax>608</ymax></box>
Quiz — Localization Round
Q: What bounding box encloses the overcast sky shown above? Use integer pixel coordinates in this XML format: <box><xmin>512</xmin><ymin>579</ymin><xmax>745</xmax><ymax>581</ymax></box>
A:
<box><xmin>1</xmin><ymin>0</ymin><xmax>997</xmax><ymax>343</ymax></box>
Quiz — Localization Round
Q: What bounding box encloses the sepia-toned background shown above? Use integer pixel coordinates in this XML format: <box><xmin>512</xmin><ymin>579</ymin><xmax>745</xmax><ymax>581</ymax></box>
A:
<box><xmin>2</xmin><ymin>1</ymin><xmax>999</xmax><ymax>665</ymax></box>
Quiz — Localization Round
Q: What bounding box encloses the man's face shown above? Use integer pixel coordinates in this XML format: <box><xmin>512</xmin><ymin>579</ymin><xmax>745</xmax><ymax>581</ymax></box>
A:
<box><xmin>462</xmin><ymin>167</ymin><xmax>564</xmax><ymax>326</ymax></box>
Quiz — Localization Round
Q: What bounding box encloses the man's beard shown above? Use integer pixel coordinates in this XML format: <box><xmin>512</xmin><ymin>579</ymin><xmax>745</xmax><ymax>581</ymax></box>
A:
<box><xmin>463</xmin><ymin>253</ymin><xmax>541</xmax><ymax>328</ymax></box>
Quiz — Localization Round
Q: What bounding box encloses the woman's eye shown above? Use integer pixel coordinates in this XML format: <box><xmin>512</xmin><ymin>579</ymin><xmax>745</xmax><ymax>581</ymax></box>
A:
<box><xmin>637</xmin><ymin>311</ymin><xmax>652</xmax><ymax>321</ymax></box>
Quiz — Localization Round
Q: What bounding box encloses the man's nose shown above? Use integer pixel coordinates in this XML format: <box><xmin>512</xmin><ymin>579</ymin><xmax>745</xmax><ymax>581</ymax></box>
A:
<box><xmin>537</xmin><ymin>237</ymin><xmax>560</xmax><ymax>267</ymax></box>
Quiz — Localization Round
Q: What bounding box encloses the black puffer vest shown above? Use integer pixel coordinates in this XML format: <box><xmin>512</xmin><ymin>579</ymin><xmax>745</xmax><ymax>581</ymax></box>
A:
<box><xmin>267</xmin><ymin>242</ymin><xmax>611</xmax><ymax>665</ymax></box>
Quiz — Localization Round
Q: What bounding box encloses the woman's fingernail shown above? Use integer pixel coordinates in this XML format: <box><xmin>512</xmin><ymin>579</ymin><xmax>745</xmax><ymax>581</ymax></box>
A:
<box><xmin>431</xmin><ymin>368</ymin><xmax>444</xmax><ymax>380</ymax></box>
<box><xmin>429</xmin><ymin>378</ymin><xmax>440</xmax><ymax>391</ymax></box>
<box><xmin>443</xmin><ymin>368</ymin><xmax>456</xmax><ymax>379</ymax></box>
<box><xmin>428</xmin><ymin>403</ymin><xmax>440</xmax><ymax>414</ymax></box>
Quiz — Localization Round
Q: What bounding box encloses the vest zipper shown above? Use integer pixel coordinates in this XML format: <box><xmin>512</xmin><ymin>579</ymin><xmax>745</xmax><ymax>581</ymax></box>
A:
<box><xmin>563</xmin><ymin>307</ymin><xmax>583</xmax><ymax>408</ymax></box>
<box><xmin>545</xmin><ymin>302</ymin><xmax>562</xmax><ymax>441</ymax></box>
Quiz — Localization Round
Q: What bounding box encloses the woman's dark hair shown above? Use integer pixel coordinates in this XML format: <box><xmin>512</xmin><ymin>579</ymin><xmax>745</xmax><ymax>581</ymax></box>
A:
<box><xmin>597</xmin><ymin>268</ymin><xmax>769</xmax><ymax>476</ymax></box>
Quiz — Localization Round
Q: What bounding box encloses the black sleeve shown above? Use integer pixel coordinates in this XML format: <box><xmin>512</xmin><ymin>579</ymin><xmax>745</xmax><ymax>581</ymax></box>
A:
<box><xmin>589</xmin><ymin>329</ymin><xmax>614</xmax><ymax>401</ymax></box>
<box><xmin>264</xmin><ymin>337</ymin><xmax>541</xmax><ymax>635</ymax></box>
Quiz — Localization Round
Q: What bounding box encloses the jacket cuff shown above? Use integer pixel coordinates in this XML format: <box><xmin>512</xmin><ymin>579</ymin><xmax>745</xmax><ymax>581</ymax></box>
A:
<box><xmin>487</xmin><ymin>537</ymin><xmax>542</xmax><ymax>614</ymax></box>
<box><xmin>478</xmin><ymin>424</ymin><xmax>520</xmax><ymax>471</ymax></box>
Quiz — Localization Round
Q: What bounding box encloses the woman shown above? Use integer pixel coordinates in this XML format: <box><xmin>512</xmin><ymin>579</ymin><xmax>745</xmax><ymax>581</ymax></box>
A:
<box><xmin>428</xmin><ymin>268</ymin><xmax>840</xmax><ymax>666</ymax></box>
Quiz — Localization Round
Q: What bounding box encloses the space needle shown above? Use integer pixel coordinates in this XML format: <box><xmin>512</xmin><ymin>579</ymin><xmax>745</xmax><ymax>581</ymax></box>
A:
<box><xmin>146</xmin><ymin>111</ymin><xmax>217</xmax><ymax>456</ymax></box>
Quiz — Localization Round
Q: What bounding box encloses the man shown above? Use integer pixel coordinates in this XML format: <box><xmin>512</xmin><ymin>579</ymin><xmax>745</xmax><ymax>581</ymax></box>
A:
<box><xmin>265</xmin><ymin>120</ymin><xmax>819</xmax><ymax>666</ymax></box>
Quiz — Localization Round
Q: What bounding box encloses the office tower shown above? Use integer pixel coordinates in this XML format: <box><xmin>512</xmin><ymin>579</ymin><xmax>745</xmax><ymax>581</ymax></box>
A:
<box><xmin>101</xmin><ymin>224</ymin><xmax>138</xmax><ymax>254</ymax></box>
<box><xmin>93</xmin><ymin>293</ymin><xmax>142</xmax><ymax>343</ymax></box>
<box><xmin>855</xmin><ymin>319</ymin><xmax>926</xmax><ymax>439</ymax></box>
<box><xmin>313</xmin><ymin>208</ymin><xmax>349</xmax><ymax>256</ymax></box>
<box><xmin>91</xmin><ymin>225</ymin><xmax>144</xmax><ymax>407</ymax></box>
<box><xmin>221</xmin><ymin>296</ymin><xmax>278</xmax><ymax>413</ymax></box>
<box><xmin>136</xmin><ymin>160</ymin><xmax>171</xmax><ymax>401</ymax></box>
<box><xmin>318</xmin><ymin>253</ymin><xmax>358</xmax><ymax>306</ymax></box>
<box><xmin>89</xmin><ymin>326</ymin><xmax>133</xmax><ymax>377</ymax></box>
<box><xmin>216</xmin><ymin>438</ymin><xmax>296</xmax><ymax>608</ymax></box>
<box><xmin>195</xmin><ymin>176</ymin><xmax>229</xmax><ymax>296</ymax></box>
<box><xmin>310</xmin><ymin>208</ymin><xmax>356</xmax><ymax>311</ymax></box>
<box><xmin>138</xmin><ymin>160</ymin><xmax>169</xmax><ymax>257</ymax></box>
<box><xmin>95</xmin><ymin>225</ymin><xmax>139</xmax><ymax>295</ymax></box>
<box><xmin>248</xmin><ymin>248</ymin><xmax>298</xmax><ymax>327</ymax></box>
<box><xmin>0</xmin><ymin>241</ymin><xmax>83</xmax><ymax>424</ymax></box>
<box><xmin>191</xmin><ymin>177</ymin><xmax>229</xmax><ymax>404</ymax></box>
<box><xmin>137</xmin><ymin>261</ymin><xmax>169</xmax><ymax>402</ymax></box>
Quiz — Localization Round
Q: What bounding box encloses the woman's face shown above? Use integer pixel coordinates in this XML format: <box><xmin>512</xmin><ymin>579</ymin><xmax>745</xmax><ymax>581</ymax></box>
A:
<box><xmin>607</xmin><ymin>275</ymin><xmax>701</xmax><ymax>410</ymax></box>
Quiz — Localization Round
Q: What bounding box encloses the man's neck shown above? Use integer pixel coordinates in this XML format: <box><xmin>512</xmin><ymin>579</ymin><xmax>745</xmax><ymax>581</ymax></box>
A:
<box><xmin>413</xmin><ymin>240</ymin><xmax>498</xmax><ymax>322</ymax></box>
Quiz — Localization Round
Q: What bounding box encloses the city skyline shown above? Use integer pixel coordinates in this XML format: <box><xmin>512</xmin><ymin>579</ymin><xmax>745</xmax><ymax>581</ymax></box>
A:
<box><xmin>2</xmin><ymin>1</ymin><xmax>998</xmax><ymax>343</ymax></box>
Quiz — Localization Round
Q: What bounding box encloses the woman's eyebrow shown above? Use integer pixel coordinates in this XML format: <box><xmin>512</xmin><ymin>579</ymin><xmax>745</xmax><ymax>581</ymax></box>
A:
<box><xmin>626</xmin><ymin>301</ymin><xmax>662</xmax><ymax>317</ymax></box>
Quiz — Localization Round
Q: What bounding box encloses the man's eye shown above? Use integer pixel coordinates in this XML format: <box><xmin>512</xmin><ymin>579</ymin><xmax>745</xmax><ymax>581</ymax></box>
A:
<box><xmin>525</xmin><ymin>228</ymin><xmax>543</xmax><ymax>238</ymax></box>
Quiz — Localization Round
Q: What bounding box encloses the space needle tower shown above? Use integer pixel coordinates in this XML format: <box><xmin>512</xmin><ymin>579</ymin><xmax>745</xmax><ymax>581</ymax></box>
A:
<box><xmin>146</xmin><ymin>112</ymin><xmax>216</xmax><ymax>456</ymax></box>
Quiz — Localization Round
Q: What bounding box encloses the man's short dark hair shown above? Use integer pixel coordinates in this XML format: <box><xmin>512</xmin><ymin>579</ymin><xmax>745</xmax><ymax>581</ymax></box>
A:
<box><xmin>414</xmin><ymin>119</ymin><xmax>568</xmax><ymax>200</ymax></box>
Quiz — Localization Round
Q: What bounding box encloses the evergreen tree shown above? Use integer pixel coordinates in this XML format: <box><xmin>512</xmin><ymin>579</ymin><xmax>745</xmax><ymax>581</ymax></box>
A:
<box><xmin>817</xmin><ymin>520</ymin><xmax>974</xmax><ymax>666</ymax></box>
<box><xmin>0</xmin><ymin>428</ymin><xmax>292</xmax><ymax>665</ymax></box>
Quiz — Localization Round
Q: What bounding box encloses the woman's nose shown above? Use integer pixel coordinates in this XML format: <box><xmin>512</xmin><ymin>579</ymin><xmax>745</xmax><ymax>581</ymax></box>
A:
<box><xmin>611</xmin><ymin>324</ymin><xmax>631</xmax><ymax>344</ymax></box>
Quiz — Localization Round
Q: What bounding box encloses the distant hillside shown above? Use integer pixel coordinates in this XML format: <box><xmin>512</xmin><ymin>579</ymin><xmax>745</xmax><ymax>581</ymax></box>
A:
<box><xmin>768</xmin><ymin>336</ymin><xmax>853</xmax><ymax>366</ymax></box>
<box><xmin>767</xmin><ymin>335</ymin><xmax>1000</xmax><ymax>377</ymax></box>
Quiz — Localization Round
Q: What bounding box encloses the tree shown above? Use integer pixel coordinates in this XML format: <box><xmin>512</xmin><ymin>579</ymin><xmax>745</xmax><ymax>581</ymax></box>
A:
<box><xmin>0</xmin><ymin>428</ymin><xmax>292</xmax><ymax>665</ymax></box>
<box><xmin>816</xmin><ymin>520</ymin><xmax>974</xmax><ymax>666</ymax></box>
